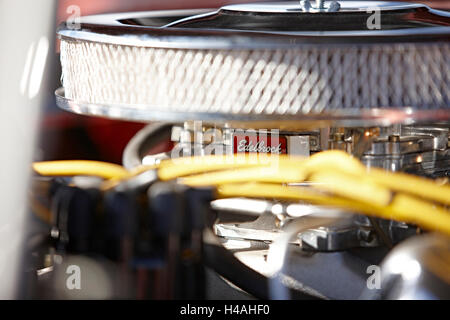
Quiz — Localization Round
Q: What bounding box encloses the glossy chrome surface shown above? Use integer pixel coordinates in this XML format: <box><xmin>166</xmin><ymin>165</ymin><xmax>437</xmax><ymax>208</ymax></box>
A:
<box><xmin>57</xmin><ymin>2</ymin><xmax>450</xmax><ymax>49</ymax></box>
<box><xmin>222</xmin><ymin>1</ymin><xmax>426</xmax><ymax>13</ymax></box>
<box><xmin>56</xmin><ymin>88</ymin><xmax>450</xmax><ymax>127</ymax></box>
<box><xmin>56</xmin><ymin>2</ymin><xmax>450</xmax><ymax>122</ymax></box>
<box><xmin>367</xmin><ymin>234</ymin><xmax>450</xmax><ymax>299</ymax></box>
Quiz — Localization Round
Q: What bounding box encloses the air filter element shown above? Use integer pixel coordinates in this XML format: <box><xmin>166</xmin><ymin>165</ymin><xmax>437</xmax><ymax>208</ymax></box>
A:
<box><xmin>56</xmin><ymin>1</ymin><xmax>450</xmax><ymax>124</ymax></box>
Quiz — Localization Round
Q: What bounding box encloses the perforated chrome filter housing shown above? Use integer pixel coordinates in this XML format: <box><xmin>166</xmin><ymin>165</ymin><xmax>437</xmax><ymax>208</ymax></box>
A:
<box><xmin>57</xmin><ymin>1</ymin><xmax>450</xmax><ymax>125</ymax></box>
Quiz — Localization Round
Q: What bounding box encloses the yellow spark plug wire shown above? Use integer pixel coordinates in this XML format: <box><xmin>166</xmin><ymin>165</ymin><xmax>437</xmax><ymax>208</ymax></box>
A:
<box><xmin>31</xmin><ymin>151</ymin><xmax>450</xmax><ymax>236</ymax></box>
<box><xmin>178</xmin><ymin>151</ymin><xmax>450</xmax><ymax>208</ymax></box>
<box><xmin>308</xmin><ymin>170</ymin><xmax>392</xmax><ymax>207</ymax></box>
<box><xmin>367</xmin><ymin>168</ymin><xmax>450</xmax><ymax>206</ymax></box>
<box><xmin>32</xmin><ymin>160</ymin><xmax>129</xmax><ymax>180</ymax></box>
<box><xmin>178</xmin><ymin>151</ymin><xmax>362</xmax><ymax>187</ymax></box>
<box><xmin>179</xmin><ymin>163</ymin><xmax>307</xmax><ymax>186</ymax></box>
<box><xmin>216</xmin><ymin>183</ymin><xmax>450</xmax><ymax>236</ymax></box>
<box><xmin>181</xmin><ymin>164</ymin><xmax>392</xmax><ymax>207</ymax></box>
<box><xmin>156</xmin><ymin>154</ymin><xmax>297</xmax><ymax>181</ymax></box>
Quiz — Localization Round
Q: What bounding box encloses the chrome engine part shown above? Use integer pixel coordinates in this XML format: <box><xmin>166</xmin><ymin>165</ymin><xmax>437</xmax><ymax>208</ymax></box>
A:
<box><xmin>124</xmin><ymin>121</ymin><xmax>449</xmax><ymax>254</ymax></box>
<box><xmin>37</xmin><ymin>1</ymin><xmax>450</xmax><ymax>300</ymax></box>
<box><xmin>56</xmin><ymin>1</ymin><xmax>450</xmax><ymax>126</ymax></box>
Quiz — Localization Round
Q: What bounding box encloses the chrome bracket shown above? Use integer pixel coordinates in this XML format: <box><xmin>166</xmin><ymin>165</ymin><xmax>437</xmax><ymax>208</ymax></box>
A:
<box><xmin>300</xmin><ymin>0</ymin><xmax>341</xmax><ymax>12</ymax></box>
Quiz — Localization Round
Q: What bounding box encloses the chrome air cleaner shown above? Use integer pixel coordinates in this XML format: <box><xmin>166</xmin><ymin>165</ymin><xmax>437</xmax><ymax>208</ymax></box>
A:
<box><xmin>56</xmin><ymin>1</ymin><xmax>450</xmax><ymax>127</ymax></box>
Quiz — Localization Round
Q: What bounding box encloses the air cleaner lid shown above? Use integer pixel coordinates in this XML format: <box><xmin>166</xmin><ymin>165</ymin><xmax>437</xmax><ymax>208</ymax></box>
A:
<box><xmin>165</xmin><ymin>1</ymin><xmax>450</xmax><ymax>32</ymax></box>
<box><xmin>58</xmin><ymin>1</ymin><xmax>450</xmax><ymax>49</ymax></box>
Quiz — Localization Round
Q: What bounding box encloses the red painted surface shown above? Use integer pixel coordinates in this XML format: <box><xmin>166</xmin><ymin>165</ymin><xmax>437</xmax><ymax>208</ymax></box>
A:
<box><xmin>233</xmin><ymin>133</ymin><xmax>288</xmax><ymax>154</ymax></box>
